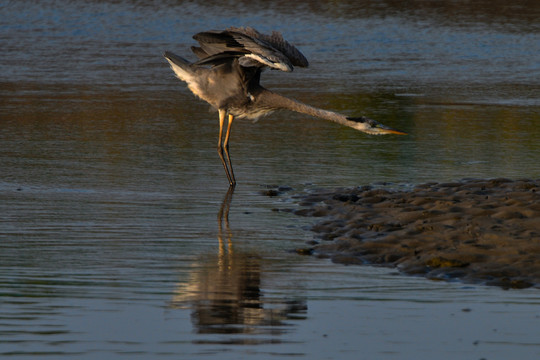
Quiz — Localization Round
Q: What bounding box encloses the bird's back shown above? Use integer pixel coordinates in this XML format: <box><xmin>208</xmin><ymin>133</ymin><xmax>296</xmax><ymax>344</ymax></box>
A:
<box><xmin>201</xmin><ymin>61</ymin><xmax>253</xmax><ymax>110</ymax></box>
<box><xmin>165</xmin><ymin>27</ymin><xmax>310</xmax><ymax>119</ymax></box>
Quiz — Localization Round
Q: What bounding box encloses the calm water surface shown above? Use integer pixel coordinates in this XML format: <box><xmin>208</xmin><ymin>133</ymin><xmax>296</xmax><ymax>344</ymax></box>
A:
<box><xmin>1</xmin><ymin>1</ymin><xmax>540</xmax><ymax>359</ymax></box>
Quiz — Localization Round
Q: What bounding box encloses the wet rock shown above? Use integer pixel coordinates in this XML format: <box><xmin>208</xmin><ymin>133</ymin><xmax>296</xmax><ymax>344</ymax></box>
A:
<box><xmin>278</xmin><ymin>185</ymin><xmax>293</xmax><ymax>192</ymax></box>
<box><xmin>331</xmin><ymin>254</ymin><xmax>363</xmax><ymax>265</ymax></box>
<box><xmin>295</xmin><ymin>248</ymin><xmax>314</xmax><ymax>256</ymax></box>
<box><xmin>263</xmin><ymin>189</ymin><xmax>281</xmax><ymax>197</ymax></box>
<box><xmin>332</xmin><ymin>193</ymin><xmax>359</xmax><ymax>203</ymax></box>
<box><xmin>425</xmin><ymin>257</ymin><xmax>469</xmax><ymax>268</ymax></box>
<box><xmin>260</xmin><ymin>185</ymin><xmax>294</xmax><ymax>197</ymax></box>
<box><xmin>292</xmin><ymin>178</ymin><xmax>540</xmax><ymax>289</ymax></box>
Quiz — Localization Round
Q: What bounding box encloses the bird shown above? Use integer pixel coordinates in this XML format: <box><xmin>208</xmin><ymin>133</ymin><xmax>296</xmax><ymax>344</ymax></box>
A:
<box><xmin>164</xmin><ymin>27</ymin><xmax>406</xmax><ymax>187</ymax></box>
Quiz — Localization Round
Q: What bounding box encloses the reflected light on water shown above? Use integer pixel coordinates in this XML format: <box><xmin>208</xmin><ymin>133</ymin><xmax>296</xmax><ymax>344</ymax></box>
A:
<box><xmin>170</xmin><ymin>188</ymin><xmax>307</xmax><ymax>341</ymax></box>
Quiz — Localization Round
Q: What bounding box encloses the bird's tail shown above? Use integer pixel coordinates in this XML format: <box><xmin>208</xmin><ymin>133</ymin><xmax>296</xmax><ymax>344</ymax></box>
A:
<box><xmin>164</xmin><ymin>51</ymin><xmax>196</xmax><ymax>82</ymax></box>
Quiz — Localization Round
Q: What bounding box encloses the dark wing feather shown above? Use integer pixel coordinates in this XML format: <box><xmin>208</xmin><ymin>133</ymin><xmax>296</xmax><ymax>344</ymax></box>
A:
<box><xmin>191</xmin><ymin>27</ymin><xmax>308</xmax><ymax>72</ymax></box>
<box><xmin>190</xmin><ymin>46</ymin><xmax>208</xmax><ymax>59</ymax></box>
<box><xmin>194</xmin><ymin>51</ymin><xmax>246</xmax><ymax>66</ymax></box>
<box><xmin>230</xmin><ymin>27</ymin><xmax>309</xmax><ymax>68</ymax></box>
<box><xmin>192</xmin><ymin>31</ymin><xmax>243</xmax><ymax>57</ymax></box>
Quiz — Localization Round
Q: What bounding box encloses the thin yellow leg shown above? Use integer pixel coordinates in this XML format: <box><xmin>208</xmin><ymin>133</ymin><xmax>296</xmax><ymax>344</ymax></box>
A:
<box><xmin>223</xmin><ymin>114</ymin><xmax>234</xmax><ymax>149</ymax></box>
<box><xmin>217</xmin><ymin>110</ymin><xmax>235</xmax><ymax>186</ymax></box>
<box><xmin>223</xmin><ymin>114</ymin><xmax>236</xmax><ymax>186</ymax></box>
<box><xmin>218</xmin><ymin>109</ymin><xmax>226</xmax><ymax>148</ymax></box>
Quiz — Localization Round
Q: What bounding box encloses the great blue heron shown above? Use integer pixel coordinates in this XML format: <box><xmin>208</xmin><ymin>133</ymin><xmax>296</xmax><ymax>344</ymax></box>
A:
<box><xmin>164</xmin><ymin>27</ymin><xmax>406</xmax><ymax>187</ymax></box>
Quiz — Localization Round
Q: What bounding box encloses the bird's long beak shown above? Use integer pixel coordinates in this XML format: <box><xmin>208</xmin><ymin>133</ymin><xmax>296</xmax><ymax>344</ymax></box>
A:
<box><xmin>375</xmin><ymin>124</ymin><xmax>408</xmax><ymax>135</ymax></box>
<box><xmin>347</xmin><ymin>116</ymin><xmax>408</xmax><ymax>135</ymax></box>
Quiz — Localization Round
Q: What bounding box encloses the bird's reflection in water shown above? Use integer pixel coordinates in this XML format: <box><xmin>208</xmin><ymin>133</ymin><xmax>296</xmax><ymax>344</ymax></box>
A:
<box><xmin>171</xmin><ymin>187</ymin><xmax>307</xmax><ymax>340</ymax></box>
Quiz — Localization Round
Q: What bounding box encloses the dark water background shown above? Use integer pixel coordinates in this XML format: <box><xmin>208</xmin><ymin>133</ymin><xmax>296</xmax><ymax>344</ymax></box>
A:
<box><xmin>1</xmin><ymin>1</ymin><xmax>540</xmax><ymax>359</ymax></box>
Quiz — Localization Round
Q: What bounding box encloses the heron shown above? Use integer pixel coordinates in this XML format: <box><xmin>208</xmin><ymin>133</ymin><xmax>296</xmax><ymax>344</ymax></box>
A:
<box><xmin>164</xmin><ymin>27</ymin><xmax>406</xmax><ymax>187</ymax></box>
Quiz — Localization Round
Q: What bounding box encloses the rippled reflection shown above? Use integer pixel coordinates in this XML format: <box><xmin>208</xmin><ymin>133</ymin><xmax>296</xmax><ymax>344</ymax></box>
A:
<box><xmin>171</xmin><ymin>188</ymin><xmax>307</xmax><ymax>340</ymax></box>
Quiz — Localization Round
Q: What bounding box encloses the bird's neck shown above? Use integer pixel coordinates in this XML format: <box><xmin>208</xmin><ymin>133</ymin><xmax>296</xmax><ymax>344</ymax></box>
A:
<box><xmin>257</xmin><ymin>89</ymin><xmax>355</xmax><ymax>128</ymax></box>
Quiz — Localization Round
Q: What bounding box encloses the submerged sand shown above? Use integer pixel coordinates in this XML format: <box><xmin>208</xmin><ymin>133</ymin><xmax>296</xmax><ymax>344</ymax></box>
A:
<box><xmin>291</xmin><ymin>178</ymin><xmax>540</xmax><ymax>289</ymax></box>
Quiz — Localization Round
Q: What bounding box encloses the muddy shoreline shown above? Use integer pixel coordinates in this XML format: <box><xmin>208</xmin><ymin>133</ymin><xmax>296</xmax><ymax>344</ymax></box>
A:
<box><xmin>290</xmin><ymin>178</ymin><xmax>540</xmax><ymax>289</ymax></box>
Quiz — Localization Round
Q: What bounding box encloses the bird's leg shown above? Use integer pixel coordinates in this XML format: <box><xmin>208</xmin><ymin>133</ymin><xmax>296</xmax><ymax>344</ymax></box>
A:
<box><xmin>223</xmin><ymin>114</ymin><xmax>236</xmax><ymax>186</ymax></box>
<box><xmin>217</xmin><ymin>109</ymin><xmax>235</xmax><ymax>186</ymax></box>
<box><xmin>223</xmin><ymin>114</ymin><xmax>234</xmax><ymax>149</ymax></box>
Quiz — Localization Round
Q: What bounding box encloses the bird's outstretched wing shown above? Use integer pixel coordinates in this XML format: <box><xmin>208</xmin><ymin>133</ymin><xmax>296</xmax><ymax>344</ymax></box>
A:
<box><xmin>231</xmin><ymin>27</ymin><xmax>309</xmax><ymax>68</ymax></box>
<box><xmin>191</xmin><ymin>27</ymin><xmax>308</xmax><ymax>72</ymax></box>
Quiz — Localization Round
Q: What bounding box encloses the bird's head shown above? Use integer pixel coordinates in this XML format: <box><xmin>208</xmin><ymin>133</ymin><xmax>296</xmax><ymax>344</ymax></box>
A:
<box><xmin>347</xmin><ymin>116</ymin><xmax>407</xmax><ymax>135</ymax></box>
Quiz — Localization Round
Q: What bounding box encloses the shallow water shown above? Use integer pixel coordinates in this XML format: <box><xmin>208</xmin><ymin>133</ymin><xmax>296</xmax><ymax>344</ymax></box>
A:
<box><xmin>1</xmin><ymin>1</ymin><xmax>540</xmax><ymax>359</ymax></box>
